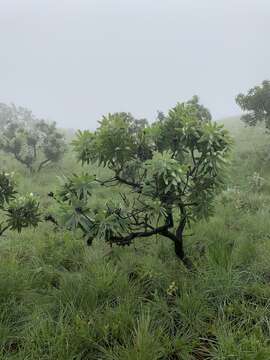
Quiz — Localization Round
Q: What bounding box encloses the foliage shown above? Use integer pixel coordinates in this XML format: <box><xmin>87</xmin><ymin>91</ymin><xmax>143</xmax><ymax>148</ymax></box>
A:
<box><xmin>0</xmin><ymin>172</ymin><xmax>41</xmax><ymax>236</ymax></box>
<box><xmin>0</xmin><ymin>103</ymin><xmax>66</xmax><ymax>172</ymax></box>
<box><xmin>186</xmin><ymin>94</ymin><xmax>212</xmax><ymax>122</ymax></box>
<box><xmin>236</xmin><ymin>80</ymin><xmax>270</xmax><ymax>129</ymax></box>
<box><xmin>55</xmin><ymin>98</ymin><xmax>231</xmax><ymax>265</ymax></box>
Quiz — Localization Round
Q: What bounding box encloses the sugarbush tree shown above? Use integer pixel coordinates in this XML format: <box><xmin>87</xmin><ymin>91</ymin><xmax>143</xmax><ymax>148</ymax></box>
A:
<box><xmin>0</xmin><ymin>172</ymin><xmax>41</xmax><ymax>236</ymax></box>
<box><xmin>0</xmin><ymin>103</ymin><xmax>66</xmax><ymax>172</ymax></box>
<box><xmin>236</xmin><ymin>80</ymin><xmax>270</xmax><ymax>129</ymax></box>
<box><xmin>52</xmin><ymin>98</ymin><xmax>231</xmax><ymax>266</ymax></box>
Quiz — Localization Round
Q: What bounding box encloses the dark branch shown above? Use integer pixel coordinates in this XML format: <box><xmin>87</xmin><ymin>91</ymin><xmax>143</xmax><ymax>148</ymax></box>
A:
<box><xmin>44</xmin><ymin>214</ymin><xmax>58</xmax><ymax>226</ymax></box>
<box><xmin>115</xmin><ymin>175</ymin><xmax>142</xmax><ymax>190</ymax></box>
<box><xmin>110</xmin><ymin>213</ymin><xmax>174</xmax><ymax>246</ymax></box>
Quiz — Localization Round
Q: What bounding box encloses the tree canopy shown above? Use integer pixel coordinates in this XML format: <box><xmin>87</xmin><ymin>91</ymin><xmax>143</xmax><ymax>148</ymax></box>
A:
<box><xmin>236</xmin><ymin>80</ymin><xmax>270</xmax><ymax>129</ymax></box>
<box><xmin>51</xmin><ymin>97</ymin><xmax>231</xmax><ymax>266</ymax></box>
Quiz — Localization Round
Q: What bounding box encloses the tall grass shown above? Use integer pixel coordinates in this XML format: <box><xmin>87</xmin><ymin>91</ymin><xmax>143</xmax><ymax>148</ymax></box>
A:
<box><xmin>0</xmin><ymin>118</ymin><xmax>270</xmax><ymax>358</ymax></box>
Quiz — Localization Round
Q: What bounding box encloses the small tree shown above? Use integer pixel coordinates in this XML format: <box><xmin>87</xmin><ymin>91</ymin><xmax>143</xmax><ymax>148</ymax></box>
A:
<box><xmin>236</xmin><ymin>80</ymin><xmax>270</xmax><ymax>128</ymax></box>
<box><xmin>0</xmin><ymin>103</ymin><xmax>66</xmax><ymax>172</ymax></box>
<box><xmin>51</xmin><ymin>99</ymin><xmax>231</xmax><ymax>266</ymax></box>
<box><xmin>0</xmin><ymin>172</ymin><xmax>40</xmax><ymax>236</ymax></box>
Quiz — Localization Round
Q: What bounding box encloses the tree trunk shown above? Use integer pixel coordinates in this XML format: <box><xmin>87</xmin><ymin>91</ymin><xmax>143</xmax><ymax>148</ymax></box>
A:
<box><xmin>159</xmin><ymin>216</ymin><xmax>192</xmax><ymax>268</ymax></box>
<box><xmin>174</xmin><ymin>233</ymin><xmax>185</xmax><ymax>260</ymax></box>
<box><xmin>174</xmin><ymin>215</ymin><xmax>193</xmax><ymax>269</ymax></box>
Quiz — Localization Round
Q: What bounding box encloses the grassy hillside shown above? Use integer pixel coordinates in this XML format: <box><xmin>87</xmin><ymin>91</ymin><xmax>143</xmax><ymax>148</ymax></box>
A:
<box><xmin>1</xmin><ymin>118</ymin><xmax>270</xmax><ymax>359</ymax></box>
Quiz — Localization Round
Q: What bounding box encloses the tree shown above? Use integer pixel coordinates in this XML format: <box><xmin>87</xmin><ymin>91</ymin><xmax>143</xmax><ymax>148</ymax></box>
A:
<box><xmin>0</xmin><ymin>103</ymin><xmax>66</xmax><ymax>172</ymax></box>
<box><xmin>236</xmin><ymin>80</ymin><xmax>270</xmax><ymax>128</ymax></box>
<box><xmin>186</xmin><ymin>95</ymin><xmax>212</xmax><ymax>122</ymax></box>
<box><xmin>0</xmin><ymin>102</ymin><xmax>35</xmax><ymax>129</ymax></box>
<box><xmin>51</xmin><ymin>99</ymin><xmax>231</xmax><ymax>267</ymax></box>
<box><xmin>0</xmin><ymin>172</ymin><xmax>40</xmax><ymax>236</ymax></box>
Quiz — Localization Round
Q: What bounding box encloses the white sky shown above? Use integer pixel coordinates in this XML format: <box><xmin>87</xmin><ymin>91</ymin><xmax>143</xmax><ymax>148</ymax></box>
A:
<box><xmin>0</xmin><ymin>0</ymin><xmax>269</xmax><ymax>129</ymax></box>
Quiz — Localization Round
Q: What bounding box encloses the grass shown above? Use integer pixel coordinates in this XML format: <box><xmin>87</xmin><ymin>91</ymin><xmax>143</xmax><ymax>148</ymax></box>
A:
<box><xmin>1</xmin><ymin>118</ymin><xmax>270</xmax><ymax>358</ymax></box>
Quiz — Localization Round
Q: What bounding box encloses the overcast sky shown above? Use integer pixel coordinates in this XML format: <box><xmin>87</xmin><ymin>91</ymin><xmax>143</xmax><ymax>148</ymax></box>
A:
<box><xmin>0</xmin><ymin>0</ymin><xmax>269</xmax><ymax>129</ymax></box>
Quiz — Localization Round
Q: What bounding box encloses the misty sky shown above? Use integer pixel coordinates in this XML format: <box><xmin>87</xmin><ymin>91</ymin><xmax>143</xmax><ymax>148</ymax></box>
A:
<box><xmin>0</xmin><ymin>0</ymin><xmax>269</xmax><ymax>129</ymax></box>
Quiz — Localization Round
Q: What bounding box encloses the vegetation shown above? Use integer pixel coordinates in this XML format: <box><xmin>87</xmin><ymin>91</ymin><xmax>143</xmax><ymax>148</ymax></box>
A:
<box><xmin>0</xmin><ymin>103</ymin><xmax>66</xmax><ymax>172</ymax></box>
<box><xmin>0</xmin><ymin>171</ymin><xmax>40</xmax><ymax>236</ymax></box>
<box><xmin>51</xmin><ymin>99</ymin><xmax>231</xmax><ymax>267</ymax></box>
<box><xmin>236</xmin><ymin>80</ymin><xmax>270</xmax><ymax>129</ymax></box>
<box><xmin>1</xmin><ymin>90</ymin><xmax>270</xmax><ymax>358</ymax></box>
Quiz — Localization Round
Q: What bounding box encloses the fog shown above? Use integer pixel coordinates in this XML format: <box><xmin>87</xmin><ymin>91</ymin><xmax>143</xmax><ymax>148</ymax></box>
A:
<box><xmin>0</xmin><ymin>0</ymin><xmax>269</xmax><ymax>129</ymax></box>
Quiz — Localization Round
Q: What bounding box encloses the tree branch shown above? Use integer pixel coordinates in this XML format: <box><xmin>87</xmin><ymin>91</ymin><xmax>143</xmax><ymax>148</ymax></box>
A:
<box><xmin>115</xmin><ymin>175</ymin><xmax>142</xmax><ymax>190</ymax></box>
<box><xmin>110</xmin><ymin>214</ymin><xmax>174</xmax><ymax>246</ymax></box>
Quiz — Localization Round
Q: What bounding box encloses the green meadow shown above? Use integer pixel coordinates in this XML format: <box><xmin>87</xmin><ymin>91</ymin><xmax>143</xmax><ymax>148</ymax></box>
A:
<box><xmin>1</xmin><ymin>117</ymin><xmax>270</xmax><ymax>359</ymax></box>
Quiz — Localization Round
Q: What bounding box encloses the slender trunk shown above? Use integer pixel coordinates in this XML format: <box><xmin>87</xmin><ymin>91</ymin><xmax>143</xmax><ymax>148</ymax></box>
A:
<box><xmin>175</xmin><ymin>212</ymin><xmax>186</xmax><ymax>259</ymax></box>
<box><xmin>161</xmin><ymin>225</ymin><xmax>192</xmax><ymax>268</ymax></box>
<box><xmin>174</xmin><ymin>227</ymin><xmax>193</xmax><ymax>269</ymax></box>
<box><xmin>174</xmin><ymin>232</ymin><xmax>185</xmax><ymax>259</ymax></box>
<box><xmin>174</xmin><ymin>212</ymin><xmax>193</xmax><ymax>268</ymax></box>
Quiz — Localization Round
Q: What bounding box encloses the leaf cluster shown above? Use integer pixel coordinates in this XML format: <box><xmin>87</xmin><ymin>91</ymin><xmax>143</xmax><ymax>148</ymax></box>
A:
<box><xmin>0</xmin><ymin>172</ymin><xmax>41</xmax><ymax>236</ymax></box>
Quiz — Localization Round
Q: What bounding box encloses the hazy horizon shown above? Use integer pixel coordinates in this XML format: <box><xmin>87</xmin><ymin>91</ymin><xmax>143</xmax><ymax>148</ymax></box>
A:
<box><xmin>0</xmin><ymin>0</ymin><xmax>269</xmax><ymax>130</ymax></box>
